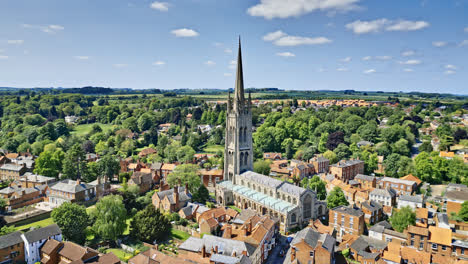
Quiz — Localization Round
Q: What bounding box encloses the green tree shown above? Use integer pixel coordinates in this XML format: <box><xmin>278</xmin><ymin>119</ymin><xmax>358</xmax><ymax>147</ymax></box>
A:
<box><xmin>0</xmin><ymin>198</ymin><xmax>7</xmax><ymax>212</ymax></box>
<box><xmin>166</xmin><ymin>164</ymin><xmax>201</xmax><ymax>193</ymax></box>
<box><xmin>97</xmin><ymin>154</ymin><xmax>120</xmax><ymax>182</ymax></box>
<box><xmin>137</xmin><ymin>114</ymin><xmax>152</xmax><ymax>132</ymax></box>
<box><xmin>384</xmin><ymin>153</ymin><xmax>402</xmax><ymax>178</ymax></box>
<box><xmin>390</xmin><ymin>206</ymin><xmax>416</xmax><ymax>232</ymax></box>
<box><xmin>91</xmin><ymin>195</ymin><xmax>127</xmax><ymax>242</ymax></box>
<box><xmin>393</xmin><ymin>138</ymin><xmax>410</xmax><ymax>156</ymax></box>
<box><xmin>253</xmin><ymin>160</ymin><xmax>271</xmax><ymax>175</ymax></box>
<box><xmin>34</xmin><ymin>150</ymin><xmax>65</xmax><ymax>178</ymax></box>
<box><xmin>0</xmin><ymin>226</ymin><xmax>16</xmax><ymax>236</ymax></box>
<box><xmin>51</xmin><ymin>203</ymin><xmax>89</xmax><ymax>243</ymax></box>
<box><xmin>176</xmin><ymin>145</ymin><xmax>196</xmax><ymax>163</ymax></box>
<box><xmin>326</xmin><ymin>187</ymin><xmax>349</xmax><ymax>209</ymax></box>
<box><xmin>131</xmin><ymin>205</ymin><xmax>171</xmax><ymax>243</ymax></box>
<box><xmin>192</xmin><ymin>185</ymin><xmax>210</xmax><ymax>204</ymax></box>
<box><xmin>323</xmin><ymin>150</ymin><xmax>338</xmax><ymax>164</ymax></box>
<box><xmin>458</xmin><ymin>201</ymin><xmax>468</xmax><ymax>222</ymax></box>
<box><xmin>307</xmin><ymin>176</ymin><xmax>327</xmax><ymax>200</ymax></box>
<box><xmin>418</xmin><ymin>141</ymin><xmax>433</xmax><ymax>153</ymax></box>
<box><xmin>62</xmin><ymin>143</ymin><xmax>88</xmax><ymax>180</ymax></box>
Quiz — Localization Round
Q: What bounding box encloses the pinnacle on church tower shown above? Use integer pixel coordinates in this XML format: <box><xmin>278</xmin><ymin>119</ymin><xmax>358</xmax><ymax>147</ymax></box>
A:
<box><xmin>234</xmin><ymin>36</ymin><xmax>245</xmax><ymax>106</ymax></box>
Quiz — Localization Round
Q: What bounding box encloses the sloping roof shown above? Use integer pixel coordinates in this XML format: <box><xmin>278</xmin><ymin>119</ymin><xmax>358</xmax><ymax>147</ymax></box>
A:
<box><xmin>155</xmin><ymin>186</ymin><xmax>191</xmax><ymax>204</ymax></box>
<box><xmin>151</xmin><ymin>162</ymin><xmax>163</xmax><ymax>170</ymax></box>
<box><xmin>23</xmin><ymin>224</ymin><xmax>61</xmax><ymax>243</ymax></box>
<box><xmin>240</xmin><ymin>171</ymin><xmax>308</xmax><ymax>197</ymax></box>
<box><xmin>291</xmin><ymin>227</ymin><xmax>335</xmax><ymax>253</ymax></box>
<box><xmin>59</xmin><ymin>241</ymin><xmax>99</xmax><ymax>262</ymax></box>
<box><xmin>407</xmin><ymin>225</ymin><xmax>429</xmax><ymax>236</ymax></box>
<box><xmin>161</xmin><ymin>163</ymin><xmax>176</xmax><ymax>170</ymax></box>
<box><xmin>399</xmin><ymin>195</ymin><xmax>423</xmax><ymax>203</ymax></box>
<box><xmin>400</xmin><ymin>174</ymin><xmax>422</xmax><ymax>185</ymax></box>
<box><xmin>355</xmin><ymin>174</ymin><xmax>375</xmax><ymax>182</ymax></box>
<box><xmin>332</xmin><ymin>206</ymin><xmax>364</xmax><ymax>217</ymax></box>
<box><xmin>0</xmin><ymin>163</ymin><xmax>24</xmax><ymax>171</ymax></box>
<box><xmin>179</xmin><ymin>235</ymin><xmax>255</xmax><ymax>256</ymax></box>
<box><xmin>0</xmin><ymin>231</ymin><xmax>23</xmax><ymax>249</ymax></box>
<box><xmin>350</xmin><ymin>235</ymin><xmax>387</xmax><ymax>253</ymax></box>
<box><xmin>429</xmin><ymin>226</ymin><xmax>452</xmax><ymax>246</ymax></box>
<box><xmin>416</xmin><ymin>208</ymin><xmax>428</xmax><ymax>219</ymax></box>
<box><xmin>41</xmin><ymin>239</ymin><xmax>62</xmax><ymax>255</ymax></box>
<box><xmin>361</xmin><ymin>200</ymin><xmax>382</xmax><ymax>212</ymax></box>
<box><xmin>445</xmin><ymin>190</ymin><xmax>468</xmax><ymax>201</ymax></box>
<box><xmin>381</xmin><ymin>177</ymin><xmax>416</xmax><ymax>186</ymax></box>
<box><xmin>370</xmin><ymin>187</ymin><xmax>396</xmax><ymax>198</ymax></box>
<box><xmin>49</xmin><ymin>179</ymin><xmax>94</xmax><ymax>193</ymax></box>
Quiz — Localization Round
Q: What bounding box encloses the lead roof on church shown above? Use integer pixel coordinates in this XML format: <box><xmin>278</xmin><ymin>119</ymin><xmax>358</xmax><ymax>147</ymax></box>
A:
<box><xmin>240</xmin><ymin>171</ymin><xmax>309</xmax><ymax>197</ymax></box>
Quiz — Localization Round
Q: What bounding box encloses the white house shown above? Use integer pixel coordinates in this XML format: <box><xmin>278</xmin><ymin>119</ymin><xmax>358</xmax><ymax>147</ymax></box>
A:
<box><xmin>397</xmin><ymin>195</ymin><xmax>424</xmax><ymax>210</ymax></box>
<box><xmin>21</xmin><ymin>224</ymin><xmax>62</xmax><ymax>264</ymax></box>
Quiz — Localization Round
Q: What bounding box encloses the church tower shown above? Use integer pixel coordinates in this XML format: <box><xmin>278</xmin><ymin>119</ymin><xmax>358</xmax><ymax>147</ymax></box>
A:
<box><xmin>224</xmin><ymin>38</ymin><xmax>253</xmax><ymax>183</ymax></box>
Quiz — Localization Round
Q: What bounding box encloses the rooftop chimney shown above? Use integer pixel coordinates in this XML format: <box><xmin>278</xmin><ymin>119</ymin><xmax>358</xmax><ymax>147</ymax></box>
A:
<box><xmin>173</xmin><ymin>186</ymin><xmax>179</xmax><ymax>205</ymax></box>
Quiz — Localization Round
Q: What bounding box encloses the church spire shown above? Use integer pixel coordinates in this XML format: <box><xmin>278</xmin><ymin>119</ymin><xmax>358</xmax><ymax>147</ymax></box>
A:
<box><xmin>234</xmin><ymin>36</ymin><xmax>245</xmax><ymax>106</ymax></box>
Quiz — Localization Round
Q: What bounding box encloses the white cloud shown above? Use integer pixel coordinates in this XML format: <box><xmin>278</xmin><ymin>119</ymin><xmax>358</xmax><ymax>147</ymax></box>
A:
<box><xmin>74</xmin><ymin>56</ymin><xmax>89</xmax><ymax>60</ymax></box>
<box><xmin>432</xmin><ymin>41</ymin><xmax>447</xmax><ymax>47</ymax></box>
<box><xmin>205</xmin><ymin>60</ymin><xmax>216</xmax><ymax>66</ymax></box>
<box><xmin>465</xmin><ymin>27</ymin><xmax>468</xmax><ymax>33</ymax></box>
<box><xmin>340</xmin><ymin>57</ymin><xmax>351</xmax><ymax>62</ymax></box>
<box><xmin>247</xmin><ymin>0</ymin><xmax>361</xmax><ymax>19</ymax></box>
<box><xmin>317</xmin><ymin>68</ymin><xmax>326</xmax><ymax>72</ymax></box>
<box><xmin>401</xmin><ymin>50</ymin><xmax>415</xmax><ymax>57</ymax></box>
<box><xmin>263</xmin><ymin>30</ymin><xmax>331</xmax><ymax>46</ymax></box>
<box><xmin>224</xmin><ymin>48</ymin><xmax>232</xmax><ymax>53</ymax></box>
<box><xmin>7</xmin><ymin>40</ymin><xmax>24</xmax><ymax>45</ymax></box>
<box><xmin>346</xmin><ymin>19</ymin><xmax>388</xmax><ymax>34</ymax></box>
<box><xmin>362</xmin><ymin>56</ymin><xmax>372</xmax><ymax>61</ymax></box>
<box><xmin>444</xmin><ymin>70</ymin><xmax>455</xmax><ymax>75</ymax></box>
<box><xmin>22</xmin><ymin>24</ymin><xmax>64</xmax><ymax>34</ymax></box>
<box><xmin>150</xmin><ymin>1</ymin><xmax>169</xmax><ymax>11</ymax></box>
<box><xmin>403</xmin><ymin>68</ymin><xmax>414</xmax><ymax>72</ymax></box>
<box><xmin>363</xmin><ymin>69</ymin><xmax>376</xmax><ymax>74</ymax></box>
<box><xmin>400</xmin><ymin>59</ymin><xmax>421</xmax><ymax>65</ymax></box>
<box><xmin>152</xmin><ymin>61</ymin><xmax>165</xmax><ymax>66</ymax></box>
<box><xmin>445</xmin><ymin>64</ymin><xmax>456</xmax><ymax>70</ymax></box>
<box><xmin>346</xmin><ymin>19</ymin><xmax>429</xmax><ymax>34</ymax></box>
<box><xmin>213</xmin><ymin>42</ymin><xmax>223</xmax><ymax>47</ymax></box>
<box><xmin>0</xmin><ymin>55</ymin><xmax>8</xmax><ymax>60</ymax></box>
<box><xmin>224</xmin><ymin>73</ymin><xmax>232</xmax><ymax>77</ymax></box>
<box><xmin>171</xmin><ymin>28</ymin><xmax>199</xmax><ymax>37</ymax></box>
<box><xmin>386</xmin><ymin>20</ymin><xmax>429</xmax><ymax>31</ymax></box>
<box><xmin>263</xmin><ymin>30</ymin><xmax>286</xmax><ymax>41</ymax></box>
<box><xmin>459</xmin><ymin>40</ymin><xmax>468</xmax><ymax>47</ymax></box>
<box><xmin>276</xmin><ymin>52</ymin><xmax>296</xmax><ymax>57</ymax></box>
<box><xmin>113</xmin><ymin>64</ymin><xmax>128</xmax><ymax>68</ymax></box>
<box><xmin>375</xmin><ymin>55</ymin><xmax>392</xmax><ymax>60</ymax></box>
<box><xmin>337</xmin><ymin>67</ymin><xmax>349</xmax><ymax>72</ymax></box>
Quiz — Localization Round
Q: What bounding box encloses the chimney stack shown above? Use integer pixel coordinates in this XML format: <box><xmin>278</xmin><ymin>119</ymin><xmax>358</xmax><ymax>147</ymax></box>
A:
<box><xmin>201</xmin><ymin>245</ymin><xmax>206</xmax><ymax>257</ymax></box>
<box><xmin>173</xmin><ymin>186</ymin><xmax>179</xmax><ymax>205</ymax></box>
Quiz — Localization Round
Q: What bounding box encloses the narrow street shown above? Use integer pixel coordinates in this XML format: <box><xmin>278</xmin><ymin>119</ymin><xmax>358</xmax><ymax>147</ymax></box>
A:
<box><xmin>265</xmin><ymin>235</ymin><xmax>287</xmax><ymax>264</ymax></box>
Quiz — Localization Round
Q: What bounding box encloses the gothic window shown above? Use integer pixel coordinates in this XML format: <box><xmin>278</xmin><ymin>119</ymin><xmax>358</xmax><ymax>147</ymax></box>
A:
<box><xmin>291</xmin><ymin>213</ymin><xmax>297</xmax><ymax>223</ymax></box>
<box><xmin>293</xmin><ymin>198</ymin><xmax>297</xmax><ymax>204</ymax></box>
<box><xmin>303</xmin><ymin>195</ymin><xmax>312</xmax><ymax>219</ymax></box>
<box><xmin>240</xmin><ymin>153</ymin><xmax>244</xmax><ymax>166</ymax></box>
<box><xmin>288</xmin><ymin>196</ymin><xmax>291</xmax><ymax>203</ymax></box>
<box><xmin>244</xmin><ymin>153</ymin><xmax>248</xmax><ymax>167</ymax></box>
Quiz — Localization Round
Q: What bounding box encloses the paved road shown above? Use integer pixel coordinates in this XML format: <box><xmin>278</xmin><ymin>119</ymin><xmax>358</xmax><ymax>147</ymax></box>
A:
<box><xmin>265</xmin><ymin>235</ymin><xmax>287</xmax><ymax>264</ymax></box>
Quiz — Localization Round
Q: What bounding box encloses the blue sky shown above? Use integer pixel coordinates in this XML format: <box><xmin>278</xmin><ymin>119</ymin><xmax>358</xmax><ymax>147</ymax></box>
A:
<box><xmin>0</xmin><ymin>0</ymin><xmax>467</xmax><ymax>93</ymax></box>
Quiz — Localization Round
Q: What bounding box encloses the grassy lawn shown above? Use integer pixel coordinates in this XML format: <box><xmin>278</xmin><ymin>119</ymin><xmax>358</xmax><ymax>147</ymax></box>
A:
<box><xmin>71</xmin><ymin>123</ymin><xmax>114</xmax><ymax>136</ymax></box>
<box><xmin>228</xmin><ymin>205</ymin><xmax>242</xmax><ymax>213</ymax></box>
<box><xmin>203</xmin><ymin>144</ymin><xmax>224</xmax><ymax>153</ymax></box>
<box><xmin>15</xmin><ymin>217</ymin><xmax>55</xmax><ymax>231</ymax></box>
<box><xmin>105</xmin><ymin>248</ymin><xmax>133</xmax><ymax>261</ymax></box>
<box><xmin>170</xmin><ymin>228</ymin><xmax>191</xmax><ymax>241</ymax></box>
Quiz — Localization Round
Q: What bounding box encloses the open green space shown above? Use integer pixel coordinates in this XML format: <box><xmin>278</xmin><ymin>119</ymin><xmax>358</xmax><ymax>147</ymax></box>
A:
<box><xmin>203</xmin><ymin>144</ymin><xmax>224</xmax><ymax>153</ymax></box>
<box><xmin>170</xmin><ymin>228</ymin><xmax>191</xmax><ymax>241</ymax></box>
<box><xmin>15</xmin><ymin>217</ymin><xmax>55</xmax><ymax>231</ymax></box>
<box><xmin>105</xmin><ymin>248</ymin><xmax>133</xmax><ymax>261</ymax></box>
<box><xmin>71</xmin><ymin>123</ymin><xmax>115</xmax><ymax>136</ymax></box>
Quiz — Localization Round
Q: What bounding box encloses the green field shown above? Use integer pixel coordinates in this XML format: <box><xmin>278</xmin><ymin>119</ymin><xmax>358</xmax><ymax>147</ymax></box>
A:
<box><xmin>170</xmin><ymin>228</ymin><xmax>191</xmax><ymax>241</ymax></box>
<box><xmin>105</xmin><ymin>248</ymin><xmax>133</xmax><ymax>261</ymax></box>
<box><xmin>15</xmin><ymin>217</ymin><xmax>55</xmax><ymax>231</ymax></box>
<box><xmin>203</xmin><ymin>144</ymin><xmax>224</xmax><ymax>153</ymax></box>
<box><xmin>71</xmin><ymin>123</ymin><xmax>115</xmax><ymax>136</ymax></box>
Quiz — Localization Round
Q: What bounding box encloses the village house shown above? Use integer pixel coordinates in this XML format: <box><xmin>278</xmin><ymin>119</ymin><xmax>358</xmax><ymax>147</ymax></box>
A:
<box><xmin>406</xmin><ymin>225</ymin><xmax>430</xmax><ymax>251</ymax></box>
<box><xmin>198</xmin><ymin>207</ymin><xmax>239</xmax><ymax>234</ymax></box>
<box><xmin>20</xmin><ymin>172</ymin><xmax>56</xmax><ymax>188</ymax></box>
<box><xmin>0</xmin><ymin>163</ymin><xmax>27</xmax><ymax>181</ymax></box>
<box><xmin>452</xmin><ymin>239</ymin><xmax>468</xmax><ymax>260</ymax></box>
<box><xmin>40</xmin><ymin>239</ymin><xmax>120</xmax><ymax>264</ymax></box>
<box><xmin>374</xmin><ymin>155</ymin><xmax>385</xmax><ymax>175</ymax></box>
<box><xmin>263</xmin><ymin>152</ymin><xmax>282</xmax><ymax>161</ymax></box>
<box><xmin>0</xmin><ymin>231</ymin><xmax>24</xmax><ymax>264</ymax></box>
<box><xmin>128</xmin><ymin>248</ymin><xmax>194</xmax><ymax>264</ymax></box>
<box><xmin>198</xmin><ymin>168</ymin><xmax>223</xmax><ymax>187</ymax></box>
<box><xmin>269</xmin><ymin>160</ymin><xmax>290</xmax><ymax>178</ymax></box>
<box><xmin>415</xmin><ymin>207</ymin><xmax>429</xmax><ymax>227</ymax></box>
<box><xmin>0</xmin><ymin>185</ymin><xmax>47</xmax><ymax>211</ymax></box>
<box><xmin>348</xmin><ymin>235</ymin><xmax>388</xmax><ymax>264</ymax></box>
<box><xmin>359</xmin><ymin>200</ymin><xmax>383</xmax><ymax>225</ymax></box>
<box><xmin>152</xmin><ymin>185</ymin><xmax>191</xmax><ymax>213</ymax></box>
<box><xmin>369</xmin><ymin>187</ymin><xmax>397</xmax><ymax>207</ymax></box>
<box><xmin>285</xmin><ymin>227</ymin><xmax>336</xmax><ymax>264</ymax></box>
<box><xmin>161</xmin><ymin>163</ymin><xmax>176</xmax><ymax>179</ymax></box>
<box><xmin>178</xmin><ymin>202</ymin><xmax>210</xmax><ymax>221</ymax></box>
<box><xmin>397</xmin><ymin>194</ymin><xmax>424</xmax><ymax>209</ymax></box>
<box><xmin>21</xmin><ymin>224</ymin><xmax>62</xmax><ymax>264</ymax></box>
<box><xmin>379</xmin><ymin>177</ymin><xmax>418</xmax><ymax>195</ymax></box>
<box><xmin>178</xmin><ymin>235</ymin><xmax>255</xmax><ymax>264</ymax></box>
<box><xmin>138</xmin><ymin>147</ymin><xmax>157</xmax><ymax>158</ymax></box>
<box><xmin>150</xmin><ymin>162</ymin><xmax>163</xmax><ymax>183</ymax></box>
<box><xmin>329</xmin><ymin>206</ymin><xmax>365</xmax><ymax>239</ymax></box>
<box><xmin>369</xmin><ymin>221</ymin><xmax>406</xmax><ymax>244</ymax></box>
<box><xmin>354</xmin><ymin>174</ymin><xmax>376</xmax><ymax>189</ymax></box>
<box><xmin>428</xmin><ymin>226</ymin><xmax>453</xmax><ymax>257</ymax></box>
<box><xmin>444</xmin><ymin>187</ymin><xmax>468</xmax><ymax>215</ymax></box>
<box><xmin>290</xmin><ymin>160</ymin><xmax>315</xmax><ymax>180</ymax></box>
<box><xmin>329</xmin><ymin>159</ymin><xmax>364</xmax><ymax>183</ymax></box>
<box><xmin>128</xmin><ymin>171</ymin><xmax>153</xmax><ymax>194</ymax></box>
<box><xmin>310</xmin><ymin>155</ymin><xmax>329</xmax><ymax>174</ymax></box>
<box><xmin>46</xmin><ymin>179</ymin><xmax>96</xmax><ymax>206</ymax></box>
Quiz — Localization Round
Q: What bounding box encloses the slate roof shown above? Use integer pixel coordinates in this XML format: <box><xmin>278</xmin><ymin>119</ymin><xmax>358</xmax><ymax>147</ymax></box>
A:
<box><xmin>331</xmin><ymin>159</ymin><xmax>364</xmax><ymax>168</ymax></box>
<box><xmin>0</xmin><ymin>231</ymin><xmax>23</xmax><ymax>249</ymax></box>
<box><xmin>151</xmin><ymin>162</ymin><xmax>163</xmax><ymax>170</ymax></box>
<box><xmin>156</xmin><ymin>186</ymin><xmax>191</xmax><ymax>204</ymax></box>
<box><xmin>241</xmin><ymin>171</ymin><xmax>308</xmax><ymax>197</ymax></box>
<box><xmin>436</xmin><ymin>213</ymin><xmax>449</xmax><ymax>225</ymax></box>
<box><xmin>355</xmin><ymin>174</ymin><xmax>375</xmax><ymax>182</ymax></box>
<box><xmin>375</xmin><ymin>220</ymin><xmax>393</xmax><ymax>229</ymax></box>
<box><xmin>23</xmin><ymin>224</ymin><xmax>61</xmax><ymax>243</ymax></box>
<box><xmin>380</xmin><ymin>177</ymin><xmax>416</xmax><ymax>186</ymax></box>
<box><xmin>370</xmin><ymin>187</ymin><xmax>396</xmax><ymax>198</ymax></box>
<box><xmin>49</xmin><ymin>179</ymin><xmax>94</xmax><ymax>193</ymax></box>
<box><xmin>350</xmin><ymin>235</ymin><xmax>387</xmax><ymax>253</ymax></box>
<box><xmin>399</xmin><ymin>195</ymin><xmax>423</xmax><ymax>203</ymax></box>
<box><xmin>361</xmin><ymin>200</ymin><xmax>382</xmax><ymax>212</ymax></box>
<box><xmin>0</xmin><ymin>163</ymin><xmax>24</xmax><ymax>171</ymax></box>
<box><xmin>179</xmin><ymin>235</ymin><xmax>256</xmax><ymax>256</ymax></box>
<box><xmin>291</xmin><ymin>227</ymin><xmax>335</xmax><ymax>253</ymax></box>
<box><xmin>445</xmin><ymin>190</ymin><xmax>468</xmax><ymax>201</ymax></box>
<box><xmin>332</xmin><ymin>206</ymin><xmax>364</xmax><ymax>217</ymax></box>
<box><xmin>21</xmin><ymin>172</ymin><xmax>55</xmax><ymax>183</ymax></box>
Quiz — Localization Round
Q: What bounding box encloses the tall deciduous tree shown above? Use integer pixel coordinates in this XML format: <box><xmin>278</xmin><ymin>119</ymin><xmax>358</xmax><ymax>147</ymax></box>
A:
<box><xmin>51</xmin><ymin>203</ymin><xmax>89</xmax><ymax>244</ymax></box>
<box><xmin>34</xmin><ymin>150</ymin><xmax>64</xmax><ymax>178</ymax></box>
<box><xmin>91</xmin><ymin>195</ymin><xmax>127</xmax><ymax>242</ymax></box>
<box><xmin>97</xmin><ymin>154</ymin><xmax>120</xmax><ymax>182</ymax></box>
<box><xmin>253</xmin><ymin>160</ymin><xmax>271</xmax><ymax>176</ymax></box>
<box><xmin>166</xmin><ymin>164</ymin><xmax>201</xmax><ymax>193</ymax></box>
<box><xmin>326</xmin><ymin>187</ymin><xmax>349</xmax><ymax>209</ymax></box>
<box><xmin>390</xmin><ymin>206</ymin><xmax>416</xmax><ymax>232</ymax></box>
<box><xmin>130</xmin><ymin>205</ymin><xmax>171</xmax><ymax>243</ymax></box>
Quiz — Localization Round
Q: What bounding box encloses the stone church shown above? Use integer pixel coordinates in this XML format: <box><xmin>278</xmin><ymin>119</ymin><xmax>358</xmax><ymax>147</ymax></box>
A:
<box><xmin>215</xmin><ymin>39</ymin><xmax>325</xmax><ymax>232</ymax></box>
